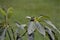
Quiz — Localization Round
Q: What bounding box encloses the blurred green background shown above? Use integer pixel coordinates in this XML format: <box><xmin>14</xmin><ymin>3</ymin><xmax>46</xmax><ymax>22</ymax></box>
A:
<box><xmin>0</xmin><ymin>0</ymin><xmax>60</xmax><ymax>40</ymax></box>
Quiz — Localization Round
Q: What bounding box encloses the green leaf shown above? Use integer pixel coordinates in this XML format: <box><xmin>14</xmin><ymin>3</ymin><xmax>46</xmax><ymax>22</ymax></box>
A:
<box><xmin>44</xmin><ymin>20</ymin><xmax>60</xmax><ymax>34</ymax></box>
<box><xmin>0</xmin><ymin>8</ymin><xmax>6</xmax><ymax>16</ymax></box>
<box><xmin>15</xmin><ymin>21</ymin><xmax>26</xmax><ymax>30</ymax></box>
<box><xmin>39</xmin><ymin>15</ymin><xmax>50</xmax><ymax>20</ymax></box>
<box><xmin>28</xmin><ymin>22</ymin><xmax>36</xmax><ymax>34</ymax></box>
<box><xmin>45</xmin><ymin>26</ymin><xmax>55</xmax><ymax>40</ymax></box>
<box><xmin>0</xmin><ymin>27</ymin><xmax>7</xmax><ymax>40</ymax></box>
<box><xmin>7</xmin><ymin>7</ymin><xmax>14</xmax><ymax>18</ymax></box>
<box><xmin>35</xmin><ymin>21</ymin><xmax>45</xmax><ymax>36</ymax></box>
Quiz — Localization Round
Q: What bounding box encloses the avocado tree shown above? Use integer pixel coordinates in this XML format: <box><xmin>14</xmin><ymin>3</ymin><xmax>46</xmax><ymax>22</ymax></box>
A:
<box><xmin>0</xmin><ymin>6</ymin><xmax>60</xmax><ymax>40</ymax></box>
<box><xmin>26</xmin><ymin>16</ymin><xmax>60</xmax><ymax>40</ymax></box>
<box><xmin>0</xmin><ymin>7</ymin><xmax>15</xmax><ymax>40</ymax></box>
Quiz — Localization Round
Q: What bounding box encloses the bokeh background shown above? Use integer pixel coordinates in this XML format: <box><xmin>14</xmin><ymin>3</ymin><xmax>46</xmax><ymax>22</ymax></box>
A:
<box><xmin>0</xmin><ymin>0</ymin><xmax>60</xmax><ymax>40</ymax></box>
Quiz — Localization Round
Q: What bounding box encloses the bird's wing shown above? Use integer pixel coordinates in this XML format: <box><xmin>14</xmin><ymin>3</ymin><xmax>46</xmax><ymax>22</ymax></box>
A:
<box><xmin>44</xmin><ymin>20</ymin><xmax>60</xmax><ymax>34</ymax></box>
<box><xmin>35</xmin><ymin>21</ymin><xmax>45</xmax><ymax>36</ymax></box>
<box><xmin>28</xmin><ymin>22</ymin><xmax>36</xmax><ymax>34</ymax></box>
<box><xmin>45</xmin><ymin>26</ymin><xmax>55</xmax><ymax>40</ymax></box>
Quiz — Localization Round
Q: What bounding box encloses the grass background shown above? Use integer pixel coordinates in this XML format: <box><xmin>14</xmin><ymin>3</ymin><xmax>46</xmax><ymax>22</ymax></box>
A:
<box><xmin>0</xmin><ymin>0</ymin><xmax>60</xmax><ymax>40</ymax></box>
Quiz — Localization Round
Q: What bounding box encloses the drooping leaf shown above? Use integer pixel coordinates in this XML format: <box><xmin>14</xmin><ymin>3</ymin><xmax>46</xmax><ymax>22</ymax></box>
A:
<box><xmin>0</xmin><ymin>8</ymin><xmax>6</xmax><ymax>16</ymax></box>
<box><xmin>16</xmin><ymin>22</ymin><xmax>26</xmax><ymax>30</ymax></box>
<box><xmin>15</xmin><ymin>28</ymin><xmax>20</xmax><ymax>34</ymax></box>
<box><xmin>28</xmin><ymin>22</ymin><xmax>36</xmax><ymax>34</ymax></box>
<box><xmin>10</xmin><ymin>27</ymin><xmax>15</xmax><ymax>40</ymax></box>
<box><xmin>15</xmin><ymin>21</ymin><xmax>27</xmax><ymax>38</ymax></box>
<box><xmin>20</xmin><ymin>24</ymin><xmax>26</xmax><ymax>30</ymax></box>
<box><xmin>39</xmin><ymin>15</ymin><xmax>50</xmax><ymax>21</ymax></box>
<box><xmin>0</xmin><ymin>27</ymin><xmax>7</xmax><ymax>40</ymax></box>
<box><xmin>45</xmin><ymin>26</ymin><xmax>55</xmax><ymax>40</ymax></box>
<box><xmin>28</xmin><ymin>33</ymin><xmax>34</xmax><ymax>40</ymax></box>
<box><xmin>21</xmin><ymin>30</ymin><xmax>27</xmax><ymax>37</ymax></box>
<box><xmin>52</xmin><ymin>31</ymin><xmax>58</xmax><ymax>40</ymax></box>
<box><xmin>7</xmin><ymin>29</ymin><xmax>12</xmax><ymax>40</ymax></box>
<box><xmin>44</xmin><ymin>20</ymin><xmax>60</xmax><ymax>34</ymax></box>
<box><xmin>26</xmin><ymin>16</ymin><xmax>31</xmax><ymax>19</ymax></box>
<box><xmin>7</xmin><ymin>7</ymin><xmax>14</xmax><ymax>18</ymax></box>
<box><xmin>35</xmin><ymin>21</ymin><xmax>45</xmax><ymax>36</ymax></box>
<box><xmin>16</xmin><ymin>33</ymin><xmax>22</xmax><ymax>40</ymax></box>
